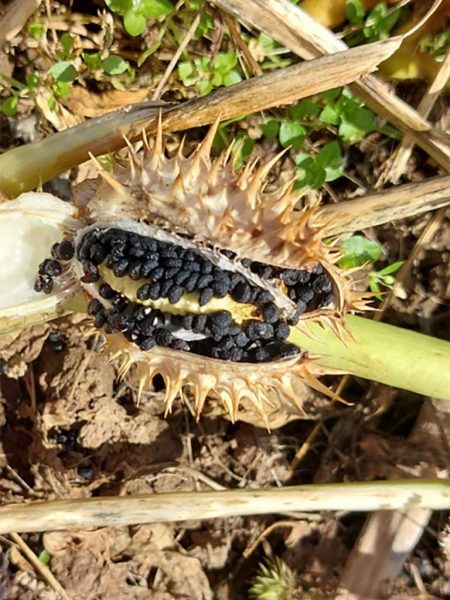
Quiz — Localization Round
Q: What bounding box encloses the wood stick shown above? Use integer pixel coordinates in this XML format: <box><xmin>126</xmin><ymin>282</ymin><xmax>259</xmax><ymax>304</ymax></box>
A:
<box><xmin>0</xmin><ymin>479</ymin><xmax>448</xmax><ymax>534</ymax></box>
<box><xmin>316</xmin><ymin>174</ymin><xmax>450</xmax><ymax>236</ymax></box>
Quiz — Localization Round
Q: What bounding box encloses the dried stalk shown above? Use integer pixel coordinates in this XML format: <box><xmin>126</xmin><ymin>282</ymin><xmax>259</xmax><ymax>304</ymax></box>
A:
<box><xmin>0</xmin><ymin>37</ymin><xmax>403</xmax><ymax>197</ymax></box>
<box><xmin>0</xmin><ymin>479</ymin><xmax>448</xmax><ymax>534</ymax></box>
<box><xmin>211</xmin><ymin>0</ymin><xmax>450</xmax><ymax>170</ymax></box>
<box><xmin>316</xmin><ymin>174</ymin><xmax>450</xmax><ymax>236</ymax></box>
<box><xmin>0</xmin><ymin>0</ymin><xmax>40</xmax><ymax>46</ymax></box>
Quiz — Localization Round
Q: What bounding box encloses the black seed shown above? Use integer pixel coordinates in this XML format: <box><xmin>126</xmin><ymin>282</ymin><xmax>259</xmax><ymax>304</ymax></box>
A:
<box><xmin>140</xmin><ymin>315</ymin><xmax>155</xmax><ymax>336</ymax></box>
<box><xmin>155</xmin><ymin>328</ymin><xmax>173</xmax><ymax>346</ymax></box>
<box><xmin>234</xmin><ymin>331</ymin><xmax>249</xmax><ymax>347</ymax></box>
<box><xmin>262</xmin><ymin>303</ymin><xmax>280</xmax><ymax>324</ymax></box>
<box><xmin>242</xmin><ymin>258</ymin><xmax>252</xmax><ymax>268</ymax></box>
<box><xmin>34</xmin><ymin>276</ymin><xmax>44</xmax><ymax>292</ymax></box>
<box><xmin>128</xmin><ymin>261</ymin><xmax>142</xmax><ymax>280</ymax></box>
<box><xmin>201</xmin><ymin>262</ymin><xmax>213</xmax><ymax>274</ymax></box>
<box><xmin>193</xmin><ymin>314</ymin><xmax>208</xmax><ymax>333</ymax></box>
<box><xmin>185</xmin><ymin>273</ymin><xmax>200</xmax><ymax>293</ymax></box>
<box><xmin>87</xmin><ymin>299</ymin><xmax>102</xmax><ymax>315</ymax></box>
<box><xmin>99</xmin><ymin>283</ymin><xmax>116</xmax><ymax>299</ymax></box>
<box><xmin>171</xmin><ymin>338</ymin><xmax>190</xmax><ymax>351</ymax></box>
<box><xmin>50</xmin><ymin>243</ymin><xmax>60</xmax><ymax>259</ymax></box>
<box><xmin>150</xmin><ymin>266</ymin><xmax>165</xmax><ymax>281</ymax></box>
<box><xmin>313</xmin><ymin>273</ymin><xmax>333</xmax><ymax>293</ymax></box>
<box><xmin>112</xmin><ymin>258</ymin><xmax>129</xmax><ymax>277</ymax></box>
<box><xmin>168</xmin><ymin>285</ymin><xmax>184</xmax><ymax>304</ymax></box>
<box><xmin>247</xmin><ymin>322</ymin><xmax>274</xmax><ymax>340</ymax></box>
<box><xmin>296</xmin><ymin>270</ymin><xmax>311</xmax><ymax>284</ymax></box>
<box><xmin>196</xmin><ymin>274</ymin><xmax>213</xmax><ymax>290</ymax></box>
<box><xmin>275</xmin><ymin>322</ymin><xmax>290</xmax><ymax>340</ymax></box>
<box><xmin>107</xmin><ymin>311</ymin><xmax>130</xmax><ymax>332</ymax></box>
<box><xmin>288</xmin><ymin>301</ymin><xmax>306</xmax><ymax>325</ymax></box>
<box><xmin>296</xmin><ymin>288</ymin><xmax>314</xmax><ymax>304</ymax></box>
<box><xmin>143</xmin><ymin>239</ymin><xmax>157</xmax><ymax>253</ymax></box>
<box><xmin>129</xmin><ymin>241</ymin><xmax>145</xmax><ymax>258</ymax></box>
<box><xmin>139</xmin><ymin>337</ymin><xmax>156</xmax><ymax>351</ymax></box>
<box><xmin>281</xmin><ymin>269</ymin><xmax>299</xmax><ymax>286</ymax></box>
<box><xmin>212</xmin><ymin>279</ymin><xmax>230</xmax><ymax>298</ymax></box>
<box><xmin>229</xmin><ymin>325</ymin><xmax>241</xmax><ymax>336</ymax></box>
<box><xmin>43</xmin><ymin>278</ymin><xmax>53</xmax><ymax>294</ymax></box>
<box><xmin>133</xmin><ymin>305</ymin><xmax>147</xmax><ymax>320</ymax></box>
<box><xmin>182</xmin><ymin>315</ymin><xmax>194</xmax><ymax>329</ymax></box>
<box><xmin>199</xmin><ymin>287</ymin><xmax>214</xmax><ymax>306</ymax></box>
<box><xmin>175</xmin><ymin>270</ymin><xmax>191</xmax><ymax>285</ymax></box>
<box><xmin>255</xmin><ymin>347</ymin><xmax>271</xmax><ymax>362</ymax></box>
<box><xmin>164</xmin><ymin>267</ymin><xmax>179</xmax><ymax>280</ymax></box>
<box><xmin>312</xmin><ymin>264</ymin><xmax>324</xmax><ymax>274</ymax></box>
<box><xmin>81</xmin><ymin>264</ymin><xmax>100</xmax><ymax>283</ymax></box>
<box><xmin>94</xmin><ymin>310</ymin><xmax>106</xmax><ymax>328</ymax></box>
<box><xmin>141</xmin><ymin>259</ymin><xmax>159</xmax><ymax>277</ymax></box>
<box><xmin>257</xmin><ymin>290</ymin><xmax>274</xmax><ymax>304</ymax></box>
<box><xmin>88</xmin><ymin>243</ymin><xmax>107</xmax><ymax>265</ymax></box>
<box><xmin>209</xmin><ymin>310</ymin><xmax>232</xmax><ymax>331</ymax></box>
<box><xmin>160</xmin><ymin>279</ymin><xmax>173</xmax><ymax>297</ymax></box>
<box><xmin>279</xmin><ymin>343</ymin><xmax>300</xmax><ymax>358</ymax></box>
<box><xmin>318</xmin><ymin>292</ymin><xmax>334</xmax><ymax>308</ymax></box>
<box><xmin>231</xmin><ymin>281</ymin><xmax>252</xmax><ymax>303</ymax></box>
<box><xmin>148</xmin><ymin>282</ymin><xmax>161</xmax><ymax>300</ymax></box>
<box><xmin>186</xmin><ymin>262</ymin><xmax>201</xmax><ymax>272</ymax></box>
<box><xmin>137</xmin><ymin>284</ymin><xmax>151</xmax><ymax>301</ymax></box>
<box><xmin>112</xmin><ymin>296</ymin><xmax>129</xmax><ymax>311</ymax></box>
<box><xmin>229</xmin><ymin>348</ymin><xmax>243</xmax><ymax>361</ymax></box>
<box><xmin>44</xmin><ymin>259</ymin><xmax>62</xmax><ymax>277</ymax></box>
<box><xmin>163</xmin><ymin>258</ymin><xmax>183</xmax><ymax>268</ymax></box>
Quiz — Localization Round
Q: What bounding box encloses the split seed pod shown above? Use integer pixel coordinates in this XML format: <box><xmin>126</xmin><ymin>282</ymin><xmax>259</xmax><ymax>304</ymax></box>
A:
<box><xmin>0</xmin><ymin>123</ymin><xmax>370</xmax><ymax>424</ymax></box>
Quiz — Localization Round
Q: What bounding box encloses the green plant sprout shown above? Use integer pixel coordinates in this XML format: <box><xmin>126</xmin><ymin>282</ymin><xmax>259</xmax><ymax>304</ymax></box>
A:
<box><xmin>178</xmin><ymin>51</ymin><xmax>243</xmax><ymax>96</ymax></box>
<box><xmin>345</xmin><ymin>0</ymin><xmax>406</xmax><ymax>46</ymax></box>
<box><xmin>105</xmin><ymin>0</ymin><xmax>174</xmax><ymax>37</ymax></box>
<box><xmin>338</xmin><ymin>234</ymin><xmax>404</xmax><ymax>299</ymax></box>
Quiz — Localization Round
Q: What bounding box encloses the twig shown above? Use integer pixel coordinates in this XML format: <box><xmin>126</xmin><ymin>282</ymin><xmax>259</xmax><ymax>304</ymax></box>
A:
<box><xmin>9</xmin><ymin>532</ymin><xmax>70</xmax><ymax>600</ymax></box>
<box><xmin>316</xmin><ymin>174</ymin><xmax>450</xmax><ymax>236</ymax></box>
<box><xmin>0</xmin><ymin>479</ymin><xmax>448</xmax><ymax>534</ymax></box>
<box><xmin>151</xmin><ymin>11</ymin><xmax>201</xmax><ymax>100</ymax></box>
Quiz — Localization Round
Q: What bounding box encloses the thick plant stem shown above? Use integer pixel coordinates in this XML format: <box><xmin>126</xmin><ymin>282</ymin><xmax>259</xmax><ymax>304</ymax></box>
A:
<box><xmin>0</xmin><ymin>479</ymin><xmax>447</xmax><ymax>534</ymax></box>
<box><xmin>290</xmin><ymin>315</ymin><xmax>450</xmax><ymax>401</ymax></box>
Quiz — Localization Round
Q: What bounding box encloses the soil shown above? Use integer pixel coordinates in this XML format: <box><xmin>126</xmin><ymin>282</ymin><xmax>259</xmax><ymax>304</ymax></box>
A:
<box><xmin>0</xmin><ymin>0</ymin><xmax>449</xmax><ymax>598</ymax></box>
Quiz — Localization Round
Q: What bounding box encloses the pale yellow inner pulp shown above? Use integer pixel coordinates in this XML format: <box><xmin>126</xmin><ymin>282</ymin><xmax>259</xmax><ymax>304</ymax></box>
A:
<box><xmin>100</xmin><ymin>266</ymin><xmax>259</xmax><ymax>324</ymax></box>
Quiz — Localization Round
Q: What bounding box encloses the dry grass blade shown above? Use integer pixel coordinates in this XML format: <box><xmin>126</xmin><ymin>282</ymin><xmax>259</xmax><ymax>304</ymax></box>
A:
<box><xmin>0</xmin><ymin>0</ymin><xmax>41</xmax><ymax>46</ymax></box>
<box><xmin>0</xmin><ymin>37</ymin><xmax>405</xmax><ymax>197</ymax></box>
<box><xmin>316</xmin><ymin>175</ymin><xmax>450</xmax><ymax>236</ymax></box>
<box><xmin>211</xmin><ymin>0</ymin><xmax>450</xmax><ymax>170</ymax></box>
<box><xmin>0</xmin><ymin>479</ymin><xmax>448</xmax><ymax>534</ymax></box>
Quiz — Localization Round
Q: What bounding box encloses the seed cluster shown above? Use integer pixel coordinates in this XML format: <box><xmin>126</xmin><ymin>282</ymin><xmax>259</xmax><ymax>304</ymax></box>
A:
<box><xmin>34</xmin><ymin>240</ymin><xmax>74</xmax><ymax>293</ymax></box>
<box><xmin>35</xmin><ymin>228</ymin><xmax>335</xmax><ymax>363</ymax></box>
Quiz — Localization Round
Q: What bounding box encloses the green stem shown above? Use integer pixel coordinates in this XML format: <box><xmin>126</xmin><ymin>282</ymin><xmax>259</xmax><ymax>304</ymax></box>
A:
<box><xmin>290</xmin><ymin>315</ymin><xmax>450</xmax><ymax>401</ymax></box>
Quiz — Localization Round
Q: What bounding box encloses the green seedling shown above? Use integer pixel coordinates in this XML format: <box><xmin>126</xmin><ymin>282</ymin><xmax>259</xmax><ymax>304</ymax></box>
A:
<box><xmin>178</xmin><ymin>51</ymin><xmax>243</xmax><ymax>95</ymax></box>
<box><xmin>105</xmin><ymin>0</ymin><xmax>174</xmax><ymax>37</ymax></box>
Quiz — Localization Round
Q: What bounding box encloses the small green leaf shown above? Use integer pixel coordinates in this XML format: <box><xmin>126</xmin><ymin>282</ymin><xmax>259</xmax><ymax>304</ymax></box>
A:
<box><xmin>290</xmin><ymin>99</ymin><xmax>320</xmax><ymax>120</ymax></box>
<box><xmin>82</xmin><ymin>52</ymin><xmax>102</xmax><ymax>70</ymax></box>
<box><xmin>345</xmin><ymin>0</ymin><xmax>365</xmax><ymax>24</ymax></box>
<box><xmin>196</xmin><ymin>79</ymin><xmax>213</xmax><ymax>95</ymax></box>
<box><xmin>140</xmin><ymin>0</ymin><xmax>173</xmax><ymax>19</ymax></box>
<box><xmin>279</xmin><ymin>121</ymin><xmax>306</xmax><ymax>150</ymax></box>
<box><xmin>25</xmin><ymin>71</ymin><xmax>40</xmax><ymax>90</ymax></box>
<box><xmin>53</xmin><ymin>81</ymin><xmax>71</xmax><ymax>98</ymax></box>
<box><xmin>60</xmin><ymin>32</ymin><xmax>74</xmax><ymax>56</ymax></box>
<box><xmin>0</xmin><ymin>96</ymin><xmax>18</xmax><ymax>117</ymax></box>
<box><xmin>261</xmin><ymin>119</ymin><xmax>280</xmax><ymax>140</ymax></box>
<box><xmin>27</xmin><ymin>22</ymin><xmax>44</xmax><ymax>40</ymax></box>
<box><xmin>39</xmin><ymin>550</ymin><xmax>51</xmax><ymax>565</ymax></box>
<box><xmin>315</xmin><ymin>141</ymin><xmax>344</xmax><ymax>182</ymax></box>
<box><xmin>369</xmin><ymin>277</ymin><xmax>382</xmax><ymax>298</ymax></box>
<box><xmin>222</xmin><ymin>69</ymin><xmax>242</xmax><ymax>86</ymax></box>
<box><xmin>105</xmin><ymin>0</ymin><xmax>133</xmax><ymax>16</ymax></box>
<box><xmin>338</xmin><ymin>235</ymin><xmax>382</xmax><ymax>268</ymax></box>
<box><xmin>232</xmin><ymin>134</ymin><xmax>255</xmax><ymax>168</ymax></box>
<box><xmin>178</xmin><ymin>61</ymin><xmax>194</xmax><ymax>82</ymax></box>
<box><xmin>319</xmin><ymin>104</ymin><xmax>339</xmax><ymax>125</ymax></box>
<box><xmin>47</xmin><ymin>94</ymin><xmax>56</xmax><ymax>111</ymax></box>
<box><xmin>49</xmin><ymin>61</ymin><xmax>78</xmax><ymax>82</ymax></box>
<box><xmin>376</xmin><ymin>261</ymin><xmax>404</xmax><ymax>276</ymax></box>
<box><xmin>102</xmin><ymin>55</ymin><xmax>129</xmax><ymax>75</ymax></box>
<box><xmin>124</xmin><ymin>11</ymin><xmax>147</xmax><ymax>36</ymax></box>
<box><xmin>212</xmin><ymin>52</ymin><xmax>238</xmax><ymax>74</ymax></box>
